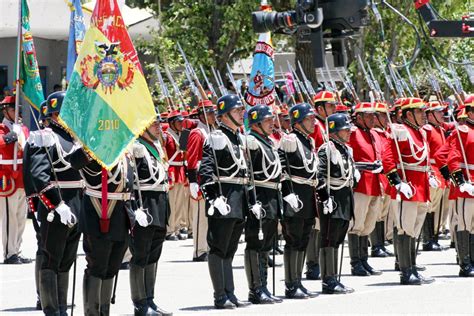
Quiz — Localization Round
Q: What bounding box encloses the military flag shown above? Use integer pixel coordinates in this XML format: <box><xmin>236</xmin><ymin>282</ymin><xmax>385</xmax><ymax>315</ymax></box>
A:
<box><xmin>66</xmin><ymin>0</ymin><xmax>86</xmax><ymax>82</ymax></box>
<box><xmin>18</xmin><ymin>0</ymin><xmax>44</xmax><ymax>115</ymax></box>
<box><xmin>60</xmin><ymin>0</ymin><xmax>156</xmax><ymax>169</ymax></box>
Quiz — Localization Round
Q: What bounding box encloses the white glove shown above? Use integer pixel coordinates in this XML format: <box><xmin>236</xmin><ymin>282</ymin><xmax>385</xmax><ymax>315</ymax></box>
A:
<box><xmin>460</xmin><ymin>183</ymin><xmax>474</xmax><ymax>196</ymax></box>
<box><xmin>372</xmin><ymin>161</ymin><xmax>383</xmax><ymax>174</ymax></box>
<box><xmin>55</xmin><ymin>202</ymin><xmax>74</xmax><ymax>226</ymax></box>
<box><xmin>189</xmin><ymin>182</ymin><xmax>200</xmax><ymax>199</ymax></box>
<box><xmin>280</xmin><ymin>133</ymin><xmax>297</xmax><ymax>152</ymax></box>
<box><xmin>323</xmin><ymin>197</ymin><xmax>334</xmax><ymax>215</ymax></box>
<box><xmin>135</xmin><ymin>208</ymin><xmax>149</xmax><ymax>227</ymax></box>
<box><xmin>396</xmin><ymin>182</ymin><xmax>413</xmax><ymax>199</ymax></box>
<box><xmin>212</xmin><ymin>196</ymin><xmax>231</xmax><ymax>216</ymax></box>
<box><xmin>132</xmin><ymin>142</ymin><xmax>146</xmax><ymax>158</ymax></box>
<box><xmin>354</xmin><ymin>169</ymin><xmax>361</xmax><ymax>182</ymax></box>
<box><xmin>12</xmin><ymin>123</ymin><xmax>21</xmax><ymax>135</ymax></box>
<box><xmin>429</xmin><ymin>176</ymin><xmax>439</xmax><ymax>188</ymax></box>
<box><xmin>283</xmin><ymin>193</ymin><xmax>301</xmax><ymax>212</ymax></box>
<box><xmin>251</xmin><ymin>202</ymin><xmax>265</xmax><ymax>220</ymax></box>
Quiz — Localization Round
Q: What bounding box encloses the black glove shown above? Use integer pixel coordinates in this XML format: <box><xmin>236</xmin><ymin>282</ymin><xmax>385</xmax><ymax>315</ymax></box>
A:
<box><xmin>2</xmin><ymin>131</ymin><xmax>18</xmax><ymax>144</ymax></box>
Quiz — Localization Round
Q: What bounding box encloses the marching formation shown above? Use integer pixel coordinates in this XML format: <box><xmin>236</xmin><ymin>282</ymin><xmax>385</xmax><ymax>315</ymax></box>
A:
<box><xmin>2</xmin><ymin>82</ymin><xmax>474</xmax><ymax>315</ymax></box>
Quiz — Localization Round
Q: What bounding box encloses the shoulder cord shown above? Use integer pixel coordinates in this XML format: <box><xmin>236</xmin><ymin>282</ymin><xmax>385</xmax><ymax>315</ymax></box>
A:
<box><xmin>252</xmin><ymin>140</ymin><xmax>282</xmax><ymax>182</ymax></box>
<box><xmin>81</xmin><ymin>159</ymin><xmax>124</xmax><ymax>189</ymax></box>
<box><xmin>289</xmin><ymin>137</ymin><xmax>318</xmax><ymax>177</ymax></box>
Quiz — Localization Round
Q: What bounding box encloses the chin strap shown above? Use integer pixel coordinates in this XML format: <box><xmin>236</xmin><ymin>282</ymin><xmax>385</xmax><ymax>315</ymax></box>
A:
<box><xmin>226</xmin><ymin>112</ymin><xmax>242</xmax><ymax>128</ymax></box>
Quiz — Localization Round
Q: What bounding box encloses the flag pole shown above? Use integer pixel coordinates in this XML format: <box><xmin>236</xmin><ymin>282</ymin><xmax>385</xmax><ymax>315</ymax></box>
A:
<box><xmin>13</xmin><ymin>0</ymin><xmax>22</xmax><ymax>171</ymax></box>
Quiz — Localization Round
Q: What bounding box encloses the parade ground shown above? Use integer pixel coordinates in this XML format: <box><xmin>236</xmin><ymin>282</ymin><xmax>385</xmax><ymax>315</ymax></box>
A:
<box><xmin>0</xmin><ymin>219</ymin><xmax>473</xmax><ymax>315</ymax></box>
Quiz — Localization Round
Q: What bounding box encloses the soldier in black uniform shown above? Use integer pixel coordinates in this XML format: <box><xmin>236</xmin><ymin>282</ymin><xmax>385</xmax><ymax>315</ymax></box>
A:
<box><xmin>24</xmin><ymin>91</ymin><xmax>84</xmax><ymax>315</ymax></box>
<box><xmin>69</xmin><ymin>137</ymin><xmax>135</xmax><ymax>315</ymax></box>
<box><xmin>279</xmin><ymin>103</ymin><xmax>319</xmax><ymax>299</ymax></box>
<box><xmin>199</xmin><ymin>94</ymin><xmax>251</xmax><ymax>309</ymax></box>
<box><xmin>129</xmin><ymin>114</ymin><xmax>172</xmax><ymax>316</ymax></box>
<box><xmin>317</xmin><ymin>113</ymin><xmax>357</xmax><ymax>294</ymax></box>
<box><xmin>243</xmin><ymin>105</ymin><xmax>283</xmax><ymax>304</ymax></box>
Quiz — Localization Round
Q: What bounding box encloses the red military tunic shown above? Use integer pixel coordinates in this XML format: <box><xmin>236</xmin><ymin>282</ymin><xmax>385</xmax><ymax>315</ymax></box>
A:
<box><xmin>186</xmin><ymin>121</ymin><xmax>210</xmax><ymax>200</ymax></box>
<box><xmin>348</xmin><ymin>125</ymin><xmax>383</xmax><ymax>196</ymax></box>
<box><xmin>423</xmin><ymin>124</ymin><xmax>448</xmax><ymax>189</ymax></box>
<box><xmin>165</xmin><ymin>129</ymin><xmax>187</xmax><ymax>186</ymax></box>
<box><xmin>310</xmin><ymin>116</ymin><xmax>327</xmax><ymax>150</ymax></box>
<box><xmin>447</xmin><ymin>123</ymin><xmax>474</xmax><ymax>199</ymax></box>
<box><xmin>372</xmin><ymin>127</ymin><xmax>391</xmax><ymax>195</ymax></box>
<box><xmin>382</xmin><ymin>122</ymin><xmax>431</xmax><ymax>202</ymax></box>
<box><xmin>434</xmin><ymin>132</ymin><xmax>458</xmax><ymax>200</ymax></box>
<box><xmin>0</xmin><ymin>120</ymin><xmax>29</xmax><ymax>196</ymax></box>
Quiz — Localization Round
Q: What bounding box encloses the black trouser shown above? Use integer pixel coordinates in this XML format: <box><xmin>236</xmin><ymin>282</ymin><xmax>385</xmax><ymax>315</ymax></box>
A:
<box><xmin>40</xmin><ymin>221</ymin><xmax>81</xmax><ymax>272</ymax></box>
<box><xmin>281</xmin><ymin>217</ymin><xmax>315</xmax><ymax>251</ymax></box>
<box><xmin>207</xmin><ymin>217</ymin><xmax>245</xmax><ymax>259</ymax></box>
<box><xmin>320</xmin><ymin>214</ymin><xmax>349</xmax><ymax>248</ymax></box>
<box><xmin>130</xmin><ymin>225</ymin><xmax>167</xmax><ymax>267</ymax></box>
<box><xmin>83</xmin><ymin>233</ymin><xmax>128</xmax><ymax>279</ymax></box>
<box><xmin>245</xmin><ymin>217</ymin><xmax>278</xmax><ymax>252</ymax></box>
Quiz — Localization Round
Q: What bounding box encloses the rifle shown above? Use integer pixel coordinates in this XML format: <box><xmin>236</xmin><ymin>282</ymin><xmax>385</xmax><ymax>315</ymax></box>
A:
<box><xmin>387</xmin><ymin>61</ymin><xmax>406</xmax><ymax>98</ymax></box>
<box><xmin>394</xmin><ymin>67</ymin><xmax>414</xmax><ymax>97</ymax></box>
<box><xmin>357</xmin><ymin>55</ymin><xmax>377</xmax><ymax>101</ymax></box>
<box><xmin>366</xmin><ymin>61</ymin><xmax>385</xmax><ymax>102</ymax></box>
<box><xmin>463</xmin><ymin>58</ymin><xmax>474</xmax><ymax>85</ymax></box>
<box><xmin>199</xmin><ymin>65</ymin><xmax>218</xmax><ymax>100</ymax></box>
<box><xmin>340</xmin><ymin>68</ymin><xmax>360</xmax><ymax>103</ymax></box>
<box><xmin>432</xmin><ymin>56</ymin><xmax>464</xmax><ymax>106</ymax></box>
<box><xmin>155</xmin><ymin>64</ymin><xmax>175</xmax><ymax>110</ymax></box>
<box><xmin>402</xmin><ymin>56</ymin><xmax>420</xmax><ymax>98</ymax></box>
<box><xmin>324</xmin><ymin>59</ymin><xmax>342</xmax><ymax>103</ymax></box>
<box><xmin>211</xmin><ymin>65</ymin><xmax>227</xmax><ymax>96</ymax></box>
<box><xmin>448</xmin><ymin>63</ymin><xmax>465</xmax><ymax>99</ymax></box>
<box><xmin>425</xmin><ymin>61</ymin><xmax>444</xmax><ymax>102</ymax></box>
<box><xmin>164</xmin><ymin>65</ymin><xmax>187</xmax><ymax>106</ymax></box>
<box><xmin>280</xmin><ymin>66</ymin><xmax>297</xmax><ymax>105</ymax></box>
<box><xmin>378</xmin><ymin>58</ymin><xmax>397</xmax><ymax>99</ymax></box>
<box><xmin>286</xmin><ymin>61</ymin><xmax>306</xmax><ymax>103</ymax></box>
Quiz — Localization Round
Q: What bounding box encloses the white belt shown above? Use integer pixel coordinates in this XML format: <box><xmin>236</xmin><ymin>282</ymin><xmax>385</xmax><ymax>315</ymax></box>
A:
<box><xmin>430</xmin><ymin>159</ymin><xmax>436</xmax><ymax>164</ymax></box>
<box><xmin>56</xmin><ymin>180</ymin><xmax>84</xmax><ymax>189</ymax></box>
<box><xmin>460</xmin><ymin>163</ymin><xmax>474</xmax><ymax>171</ymax></box>
<box><xmin>0</xmin><ymin>158</ymin><xmax>23</xmax><ymax>165</ymax></box>
<box><xmin>85</xmin><ymin>188</ymin><xmax>132</xmax><ymax>200</ymax></box>
<box><xmin>169</xmin><ymin>161</ymin><xmax>186</xmax><ymax>167</ymax></box>
<box><xmin>254</xmin><ymin>180</ymin><xmax>281</xmax><ymax>190</ymax></box>
<box><xmin>290</xmin><ymin>175</ymin><xmax>318</xmax><ymax>187</ymax></box>
<box><xmin>135</xmin><ymin>184</ymin><xmax>169</xmax><ymax>192</ymax></box>
<box><xmin>329</xmin><ymin>178</ymin><xmax>351</xmax><ymax>187</ymax></box>
<box><xmin>397</xmin><ymin>164</ymin><xmax>430</xmax><ymax>172</ymax></box>
<box><xmin>215</xmin><ymin>176</ymin><xmax>249</xmax><ymax>185</ymax></box>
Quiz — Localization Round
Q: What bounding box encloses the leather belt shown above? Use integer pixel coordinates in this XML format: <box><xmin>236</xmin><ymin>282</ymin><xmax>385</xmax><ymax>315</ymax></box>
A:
<box><xmin>290</xmin><ymin>175</ymin><xmax>318</xmax><ymax>187</ymax></box>
<box><xmin>329</xmin><ymin>178</ymin><xmax>351</xmax><ymax>187</ymax></box>
<box><xmin>136</xmin><ymin>184</ymin><xmax>169</xmax><ymax>192</ymax></box>
<box><xmin>56</xmin><ymin>180</ymin><xmax>84</xmax><ymax>189</ymax></box>
<box><xmin>169</xmin><ymin>161</ymin><xmax>186</xmax><ymax>166</ymax></box>
<box><xmin>0</xmin><ymin>158</ymin><xmax>23</xmax><ymax>165</ymax></box>
<box><xmin>215</xmin><ymin>176</ymin><xmax>249</xmax><ymax>185</ymax></box>
<box><xmin>460</xmin><ymin>163</ymin><xmax>474</xmax><ymax>171</ymax></box>
<box><xmin>254</xmin><ymin>180</ymin><xmax>281</xmax><ymax>190</ymax></box>
<box><xmin>397</xmin><ymin>164</ymin><xmax>430</xmax><ymax>172</ymax></box>
<box><xmin>85</xmin><ymin>188</ymin><xmax>131</xmax><ymax>200</ymax></box>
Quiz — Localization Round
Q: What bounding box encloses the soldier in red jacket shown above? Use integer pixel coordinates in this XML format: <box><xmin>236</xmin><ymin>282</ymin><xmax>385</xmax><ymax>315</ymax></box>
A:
<box><xmin>382</xmin><ymin>97</ymin><xmax>435</xmax><ymax>285</ymax></box>
<box><xmin>302</xmin><ymin>90</ymin><xmax>337</xmax><ymax>280</ymax></box>
<box><xmin>421</xmin><ymin>101</ymin><xmax>450</xmax><ymax>251</ymax></box>
<box><xmin>0</xmin><ymin>96</ymin><xmax>31</xmax><ymax>264</ymax></box>
<box><xmin>187</xmin><ymin>100</ymin><xmax>217</xmax><ymax>261</ymax></box>
<box><xmin>347</xmin><ymin>102</ymin><xmax>383</xmax><ymax>276</ymax></box>
<box><xmin>447</xmin><ymin>95</ymin><xmax>474</xmax><ymax>277</ymax></box>
<box><xmin>164</xmin><ymin>110</ymin><xmax>190</xmax><ymax>240</ymax></box>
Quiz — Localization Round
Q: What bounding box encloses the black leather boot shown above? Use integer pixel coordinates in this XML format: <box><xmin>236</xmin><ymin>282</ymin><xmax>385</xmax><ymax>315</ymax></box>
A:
<box><xmin>371</xmin><ymin>222</ymin><xmax>388</xmax><ymax>257</ymax></box>
<box><xmin>422</xmin><ymin>213</ymin><xmax>443</xmax><ymax>251</ymax></box>
<box><xmin>144</xmin><ymin>263</ymin><xmax>173</xmax><ymax>315</ymax></box>
<box><xmin>398</xmin><ymin>235</ymin><xmax>421</xmax><ymax>285</ymax></box>
<box><xmin>100</xmin><ymin>278</ymin><xmax>114</xmax><ymax>316</ymax></box>
<box><xmin>260</xmin><ymin>251</ymin><xmax>282</xmax><ymax>303</ymax></box>
<box><xmin>470</xmin><ymin>234</ymin><xmax>474</xmax><ymax>265</ymax></box>
<box><xmin>284</xmin><ymin>248</ymin><xmax>308</xmax><ymax>299</ymax></box>
<box><xmin>361</xmin><ymin>236</ymin><xmax>382</xmax><ymax>275</ymax></box>
<box><xmin>322</xmin><ymin>247</ymin><xmax>349</xmax><ymax>294</ymax></box>
<box><xmin>130</xmin><ymin>264</ymin><xmax>148</xmax><ymax>316</ymax></box>
<box><xmin>83</xmin><ymin>274</ymin><xmax>101</xmax><ymax>316</ymax></box>
<box><xmin>296</xmin><ymin>251</ymin><xmax>318</xmax><ymax>298</ymax></box>
<box><xmin>457</xmin><ymin>231</ymin><xmax>474</xmax><ymax>277</ymax></box>
<box><xmin>245</xmin><ymin>250</ymin><xmax>273</xmax><ymax>304</ymax></box>
<box><xmin>305</xmin><ymin>229</ymin><xmax>321</xmax><ymax>280</ymax></box>
<box><xmin>348</xmin><ymin>234</ymin><xmax>370</xmax><ymax>276</ymax></box>
<box><xmin>57</xmin><ymin>271</ymin><xmax>69</xmax><ymax>316</ymax></box>
<box><xmin>208</xmin><ymin>254</ymin><xmax>235</xmax><ymax>309</ymax></box>
<box><xmin>224</xmin><ymin>257</ymin><xmax>251</xmax><ymax>307</ymax></box>
<box><xmin>39</xmin><ymin>269</ymin><xmax>60</xmax><ymax>316</ymax></box>
<box><xmin>393</xmin><ymin>227</ymin><xmax>400</xmax><ymax>271</ymax></box>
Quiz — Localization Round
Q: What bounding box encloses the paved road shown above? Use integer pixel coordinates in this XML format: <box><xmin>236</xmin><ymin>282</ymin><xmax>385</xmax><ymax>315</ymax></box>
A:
<box><xmin>1</xmin><ymin>220</ymin><xmax>473</xmax><ymax>315</ymax></box>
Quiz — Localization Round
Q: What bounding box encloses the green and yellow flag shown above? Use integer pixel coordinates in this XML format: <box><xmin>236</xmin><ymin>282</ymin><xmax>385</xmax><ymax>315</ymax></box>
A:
<box><xmin>60</xmin><ymin>0</ymin><xmax>156</xmax><ymax>169</ymax></box>
<box><xmin>19</xmin><ymin>0</ymin><xmax>44</xmax><ymax>115</ymax></box>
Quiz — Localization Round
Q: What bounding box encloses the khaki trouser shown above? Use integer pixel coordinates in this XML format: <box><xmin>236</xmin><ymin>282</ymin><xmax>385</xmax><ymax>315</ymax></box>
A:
<box><xmin>190</xmin><ymin>198</ymin><xmax>208</xmax><ymax>258</ymax></box>
<box><xmin>440</xmin><ymin>189</ymin><xmax>450</xmax><ymax>231</ymax></box>
<box><xmin>454</xmin><ymin>198</ymin><xmax>474</xmax><ymax>233</ymax></box>
<box><xmin>167</xmin><ymin>183</ymin><xmax>190</xmax><ymax>234</ymax></box>
<box><xmin>382</xmin><ymin>194</ymin><xmax>394</xmax><ymax>240</ymax></box>
<box><xmin>349</xmin><ymin>192</ymin><xmax>381</xmax><ymax>236</ymax></box>
<box><xmin>429</xmin><ymin>187</ymin><xmax>449</xmax><ymax>234</ymax></box>
<box><xmin>0</xmin><ymin>189</ymin><xmax>27</xmax><ymax>259</ymax></box>
<box><xmin>391</xmin><ymin>200</ymin><xmax>429</xmax><ymax>238</ymax></box>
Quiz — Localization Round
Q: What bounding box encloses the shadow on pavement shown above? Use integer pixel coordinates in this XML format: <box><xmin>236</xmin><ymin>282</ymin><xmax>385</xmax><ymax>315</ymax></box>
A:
<box><xmin>180</xmin><ymin>305</ymin><xmax>219</xmax><ymax>311</ymax></box>
<box><xmin>1</xmin><ymin>307</ymin><xmax>39</xmax><ymax>312</ymax></box>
